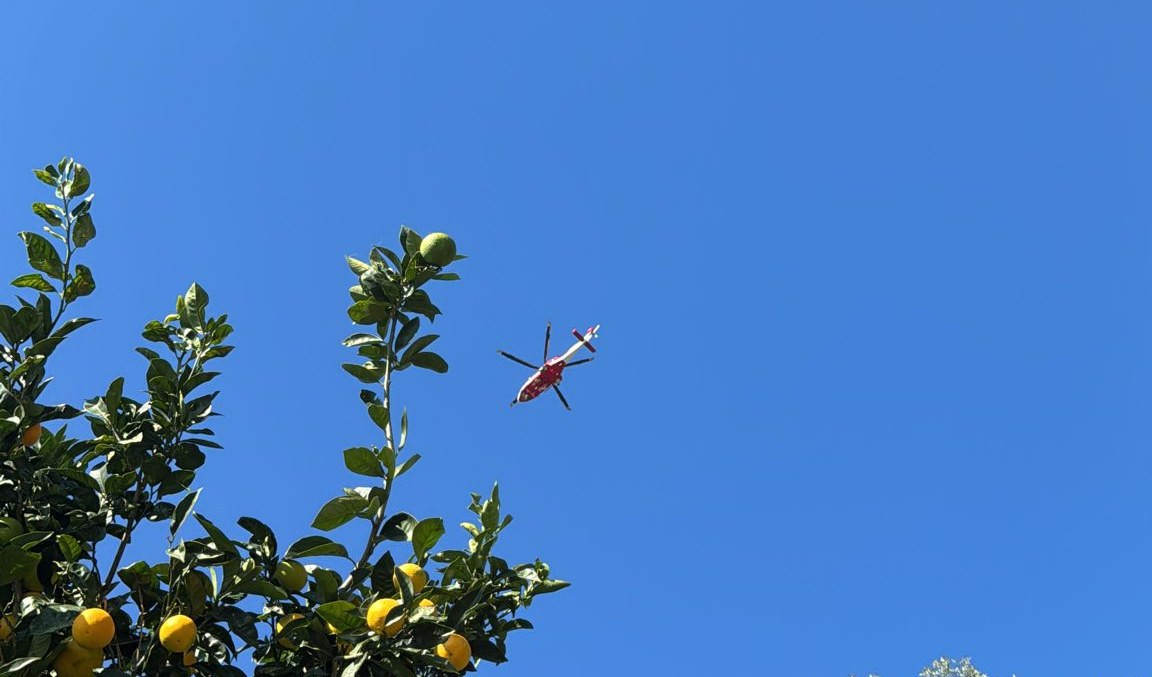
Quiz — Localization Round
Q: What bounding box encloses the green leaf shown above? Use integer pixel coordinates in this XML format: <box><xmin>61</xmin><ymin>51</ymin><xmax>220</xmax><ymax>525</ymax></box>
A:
<box><xmin>346</xmin><ymin>256</ymin><xmax>370</xmax><ymax>275</ymax></box>
<box><xmin>71</xmin><ymin>194</ymin><xmax>94</xmax><ymax>217</ymax></box>
<box><xmin>344</xmin><ymin>447</ymin><xmax>385</xmax><ymax>478</ymax></box>
<box><xmin>342</xmin><ymin>362</ymin><xmax>383</xmax><ymax>383</ymax></box>
<box><xmin>286</xmin><ymin>535</ymin><xmax>350</xmax><ymax>559</ymax></box>
<box><xmin>311</xmin><ymin>496</ymin><xmax>367</xmax><ymax>531</ymax></box>
<box><xmin>372</xmin><ymin>246</ymin><xmax>403</xmax><ymax>269</ymax></box>
<box><xmin>0</xmin><ymin>544</ymin><xmax>39</xmax><ymax>585</ymax></box>
<box><xmin>194</xmin><ymin>513</ymin><xmax>239</xmax><ymax>559</ymax></box>
<box><xmin>68</xmin><ymin>164</ymin><xmax>90</xmax><ymax>196</ymax></box>
<box><xmin>237</xmin><ymin>516</ymin><xmax>277</xmax><ymax>556</ymax></box>
<box><xmin>343</xmin><ymin>333</ymin><xmax>381</xmax><ymax>348</ymax></box>
<box><xmin>369</xmin><ymin>551</ymin><xmax>396</xmax><ymax>595</ymax></box>
<box><xmin>57</xmin><ymin>534</ymin><xmax>82</xmax><ymax>563</ymax></box>
<box><xmin>394</xmin><ymin>317</ymin><xmax>420</xmax><ymax>350</ymax></box>
<box><xmin>360</xmin><ymin>267</ymin><xmax>401</xmax><ymax>301</ymax></box>
<box><xmin>367</xmin><ymin>404</ymin><xmax>390</xmax><ymax>433</ymax></box>
<box><xmin>379</xmin><ymin>445</ymin><xmax>396</xmax><ymax>475</ymax></box>
<box><xmin>28</xmin><ymin>604</ymin><xmax>81</xmax><ymax>635</ymax></box>
<box><xmin>33</xmin><ymin>168</ymin><xmax>56</xmax><ymax>186</ymax></box>
<box><xmin>11</xmin><ymin>273</ymin><xmax>55</xmax><ymax>292</ymax></box>
<box><xmin>380</xmin><ymin>512</ymin><xmax>416</xmax><ymax>541</ymax></box>
<box><xmin>233</xmin><ymin>580</ymin><xmax>288</xmax><ymax>599</ymax></box>
<box><xmin>399</xmin><ymin>334</ymin><xmax>440</xmax><ymax>365</ymax></box>
<box><xmin>25</xmin><ymin>336</ymin><xmax>65</xmax><ymax>359</ymax></box>
<box><xmin>395</xmin><ymin>454</ymin><xmax>421</xmax><ymax>478</ymax></box>
<box><xmin>171</xmin><ymin>489</ymin><xmax>201</xmax><ymax>537</ymax></box>
<box><xmin>433</xmin><ymin>272</ymin><xmax>461</xmax><ymax>281</ymax></box>
<box><xmin>316</xmin><ymin>601</ymin><xmax>364</xmax><ymax>632</ymax></box>
<box><xmin>411</xmin><ymin>517</ymin><xmax>445</xmax><ymax>562</ymax></box>
<box><xmin>63</xmin><ymin>264</ymin><xmax>95</xmax><ymax>302</ymax></box>
<box><xmin>183</xmin><ymin>283</ymin><xmax>209</xmax><ymax>327</ymax></box>
<box><xmin>402</xmin><ymin>289</ymin><xmax>441</xmax><ymax>320</ymax></box>
<box><xmin>1</xmin><ymin>657</ymin><xmax>42</xmax><ymax>672</ymax></box>
<box><xmin>411</xmin><ymin>352</ymin><xmax>449</xmax><ymax>373</ymax></box>
<box><xmin>19</xmin><ymin>232</ymin><xmax>64</xmax><ymax>280</ymax></box>
<box><xmin>530</xmin><ymin>579</ymin><xmax>571</xmax><ymax>595</ymax></box>
<box><xmin>105</xmin><ymin>473</ymin><xmax>136</xmax><ymax>496</ymax></box>
<box><xmin>10</xmin><ymin>531</ymin><xmax>52</xmax><ymax>550</ymax></box>
<box><xmin>31</xmin><ymin>202</ymin><xmax>62</xmax><ymax>227</ymax></box>
<box><xmin>72</xmin><ymin>213</ymin><xmax>95</xmax><ymax>248</ymax></box>
<box><xmin>347</xmin><ymin>300</ymin><xmax>390</xmax><ymax>325</ymax></box>
<box><xmin>50</xmin><ymin>316</ymin><xmax>96</xmax><ymax>339</ymax></box>
<box><xmin>399</xmin><ymin>226</ymin><xmax>423</xmax><ymax>256</ymax></box>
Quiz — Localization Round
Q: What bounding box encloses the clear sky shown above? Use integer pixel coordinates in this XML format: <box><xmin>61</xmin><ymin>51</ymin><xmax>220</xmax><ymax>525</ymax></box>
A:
<box><xmin>2</xmin><ymin>3</ymin><xmax>1151</xmax><ymax>676</ymax></box>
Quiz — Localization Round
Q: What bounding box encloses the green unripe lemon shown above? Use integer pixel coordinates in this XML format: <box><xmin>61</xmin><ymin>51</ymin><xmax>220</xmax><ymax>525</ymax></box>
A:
<box><xmin>275</xmin><ymin>560</ymin><xmax>307</xmax><ymax>592</ymax></box>
<box><xmin>419</xmin><ymin>233</ymin><xmax>456</xmax><ymax>267</ymax></box>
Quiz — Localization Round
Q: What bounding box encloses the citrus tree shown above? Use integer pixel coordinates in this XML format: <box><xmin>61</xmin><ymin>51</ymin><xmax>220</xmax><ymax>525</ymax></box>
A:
<box><xmin>0</xmin><ymin>158</ymin><xmax>567</xmax><ymax>676</ymax></box>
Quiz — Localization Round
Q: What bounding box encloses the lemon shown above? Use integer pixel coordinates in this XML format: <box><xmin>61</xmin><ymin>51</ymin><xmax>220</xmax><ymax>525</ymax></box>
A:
<box><xmin>182</xmin><ymin>650</ymin><xmax>197</xmax><ymax>667</ymax></box>
<box><xmin>436</xmin><ymin>632</ymin><xmax>472</xmax><ymax>671</ymax></box>
<box><xmin>419</xmin><ymin>233</ymin><xmax>456</xmax><ymax>267</ymax></box>
<box><xmin>158</xmin><ymin>614</ymin><xmax>196</xmax><ymax>653</ymax></box>
<box><xmin>276</xmin><ymin>613</ymin><xmax>305</xmax><ymax>648</ymax></box>
<box><xmin>52</xmin><ymin>640</ymin><xmax>102</xmax><ymax>677</ymax></box>
<box><xmin>275</xmin><ymin>560</ymin><xmax>307</xmax><ymax>592</ymax></box>
<box><xmin>366</xmin><ymin>598</ymin><xmax>404</xmax><ymax>637</ymax></box>
<box><xmin>71</xmin><ymin>608</ymin><xmax>115</xmax><ymax>649</ymax></box>
<box><xmin>393</xmin><ymin>563</ymin><xmax>428</xmax><ymax>594</ymax></box>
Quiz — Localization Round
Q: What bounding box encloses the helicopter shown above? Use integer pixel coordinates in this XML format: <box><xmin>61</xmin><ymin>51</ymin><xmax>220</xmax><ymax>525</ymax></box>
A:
<box><xmin>498</xmin><ymin>323</ymin><xmax>600</xmax><ymax>410</ymax></box>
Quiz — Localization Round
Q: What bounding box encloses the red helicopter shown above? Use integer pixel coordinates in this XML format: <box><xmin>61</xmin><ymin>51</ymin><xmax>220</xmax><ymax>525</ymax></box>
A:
<box><xmin>499</xmin><ymin>323</ymin><xmax>600</xmax><ymax>410</ymax></box>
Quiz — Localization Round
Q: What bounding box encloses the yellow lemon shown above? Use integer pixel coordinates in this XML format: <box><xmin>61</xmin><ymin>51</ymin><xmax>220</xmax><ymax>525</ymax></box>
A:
<box><xmin>52</xmin><ymin>640</ymin><xmax>102</xmax><ymax>677</ymax></box>
<box><xmin>366</xmin><ymin>598</ymin><xmax>404</xmax><ymax>637</ymax></box>
<box><xmin>158</xmin><ymin>614</ymin><xmax>197</xmax><ymax>653</ymax></box>
<box><xmin>276</xmin><ymin>613</ymin><xmax>305</xmax><ymax>648</ymax></box>
<box><xmin>72</xmin><ymin>608</ymin><xmax>115</xmax><ymax>650</ymax></box>
<box><xmin>275</xmin><ymin>560</ymin><xmax>307</xmax><ymax>592</ymax></box>
<box><xmin>436</xmin><ymin>632</ymin><xmax>471</xmax><ymax>671</ymax></box>
<box><xmin>393</xmin><ymin>563</ymin><xmax>428</xmax><ymax>594</ymax></box>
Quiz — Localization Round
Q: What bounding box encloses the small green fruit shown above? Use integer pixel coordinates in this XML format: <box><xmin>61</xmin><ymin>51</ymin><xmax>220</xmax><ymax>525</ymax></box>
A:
<box><xmin>419</xmin><ymin>233</ymin><xmax>456</xmax><ymax>267</ymax></box>
<box><xmin>275</xmin><ymin>560</ymin><xmax>307</xmax><ymax>592</ymax></box>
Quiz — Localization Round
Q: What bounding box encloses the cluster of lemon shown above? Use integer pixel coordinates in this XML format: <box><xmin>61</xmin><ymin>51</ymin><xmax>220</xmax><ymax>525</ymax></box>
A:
<box><xmin>0</xmin><ymin>605</ymin><xmax>198</xmax><ymax>676</ymax></box>
<box><xmin>274</xmin><ymin>561</ymin><xmax>472</xmax><ymax>672</ymax></box>
<box><xmin>57</xmin><ymin>609</ymin><xmax>196</xmax><ymax>676</ymax></box>
<box><xmin>367</xmin><ymin>564</ymin><xmax>471</xmax><ymax>671</ymax></box>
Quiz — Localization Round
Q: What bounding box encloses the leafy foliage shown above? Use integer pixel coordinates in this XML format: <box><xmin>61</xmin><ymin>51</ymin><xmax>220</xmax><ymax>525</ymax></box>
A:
<box><xmin>0</xmin><ymin>160</ymin><xmax>565</xmax><ymax>676</ymax></box>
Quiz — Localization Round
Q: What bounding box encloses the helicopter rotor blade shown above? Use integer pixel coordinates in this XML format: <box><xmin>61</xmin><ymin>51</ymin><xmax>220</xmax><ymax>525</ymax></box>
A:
<box><xmin>565</xmin><ymin>357</ymin><xmax>594</xmax><ymax>367</ymax></box>
<box><xmin>552</xmin><ymin>385</ymin><xmax>572</xmax><ymax>411</ymax></box>
<box><xmin>543</xmin><ymin>322</ymin><xmax>552</xmax><ymax>363</ymax></box>
<box><xmin>497</xmin><ymin>351</ymin><xmax>539</xmax><ymax>369</ymax></box>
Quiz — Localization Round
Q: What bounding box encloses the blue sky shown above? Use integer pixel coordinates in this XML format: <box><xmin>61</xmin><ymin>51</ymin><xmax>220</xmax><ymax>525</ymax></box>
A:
<box><xmin>3</xmin><ymin>3</ymin><xmax>1151</xmax><ymax>675</ymax></box>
